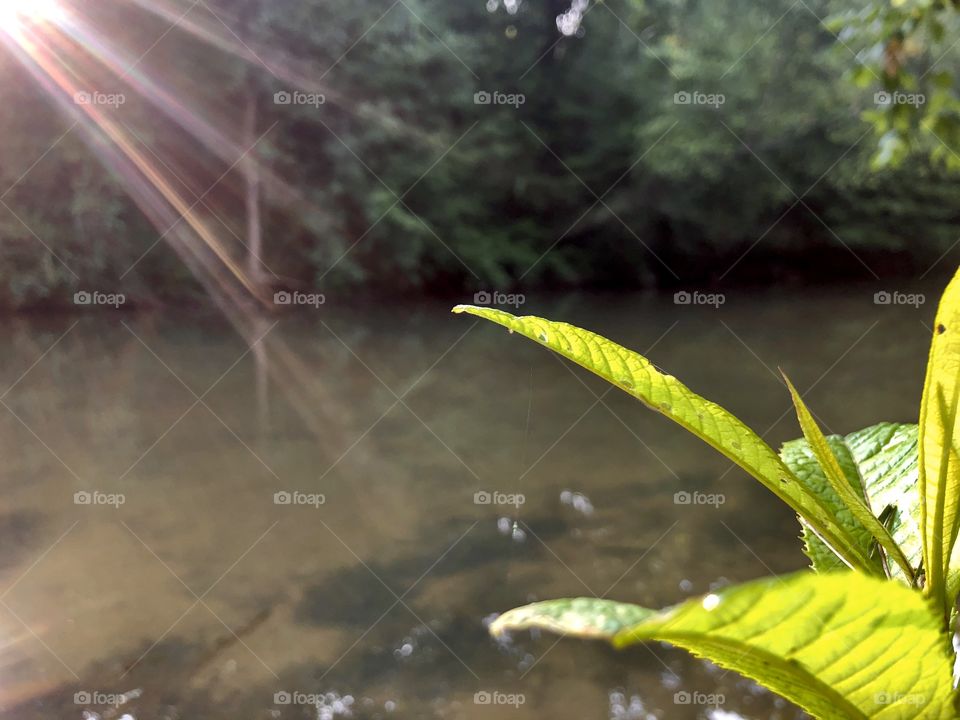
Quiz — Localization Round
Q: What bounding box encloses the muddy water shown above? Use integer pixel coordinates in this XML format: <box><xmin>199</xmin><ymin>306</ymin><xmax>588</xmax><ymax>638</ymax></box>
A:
<box><xmin>0</xmin><ymin>284</ymin><xmax>936</xmax><ymax>719</ymax></box>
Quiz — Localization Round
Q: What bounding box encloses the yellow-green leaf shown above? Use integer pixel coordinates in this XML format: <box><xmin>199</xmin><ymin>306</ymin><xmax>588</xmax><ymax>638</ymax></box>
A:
<box><xmin>919</xmin><ymin>268</ymin><xmax>960</xmax><ymax>619</ymax></box>
<box><xmin>490</xmin><ymin>572</ymin><xmax>957</xmax><ymax>720</ymax></box>
<box><xmin>782</xmin><ymin>422</ymin><xmax>960</xmax><ymax>599</ymax></box>
<box><xmin>454</xmin><ymin>305</ymin><xmax>879</xmax><ymax>574</ymax></box>
<box><xmin>783</xmin><ymin>374</ymin><xmax>914</xmax><ymax>581</ymax></box>
<box><xmin>780</xmin><ymin>433</ymin><xmax>869</xmax><ymax>573</ymax></box>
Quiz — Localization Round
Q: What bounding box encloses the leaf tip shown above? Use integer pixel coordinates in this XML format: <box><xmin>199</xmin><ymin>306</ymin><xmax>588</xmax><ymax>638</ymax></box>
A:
<box><xmin>488</xmin><ymin>606</ymin><xmax>549</xmax><ymax>638</ymax></box>
<box><xmin>781</xmin><ymin>370</ymin><xmax>800</xmax><ymax>396</ymax></box>
<box><xmin>487</xmin><ymin>613</ymin><xmax>511</xmax><ymax>638</ymax></box>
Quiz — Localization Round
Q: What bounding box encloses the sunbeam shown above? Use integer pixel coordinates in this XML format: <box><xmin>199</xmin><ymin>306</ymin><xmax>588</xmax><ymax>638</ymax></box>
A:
<box><xmin>0</xmin><ymin>0</ymin><xmax>60</xmax><ymax>25</ymax></box>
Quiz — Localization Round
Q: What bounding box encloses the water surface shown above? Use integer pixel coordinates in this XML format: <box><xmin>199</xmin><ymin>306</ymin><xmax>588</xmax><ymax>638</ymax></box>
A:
<box><xmin>0</xmin><ymin>285</ymin><xmax>935</xmax><ymax>719</ymax></box>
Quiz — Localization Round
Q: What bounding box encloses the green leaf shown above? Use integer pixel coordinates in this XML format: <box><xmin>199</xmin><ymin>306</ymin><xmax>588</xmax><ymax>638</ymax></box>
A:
<box><xmin>781</xmin><ymin>423</ymin><xmax>922</xmax><ymax>583</ymax></box>
<box><xmin>490</xmin><ymin>572</ymin><xmax>957</xmax><ymax>720</ymax></box>
<box><xmin>843</xmin><ymin>423</ymin><xmax>921</xmax><ymax>577</ymax></box>
<box><xmin>782</xmin><ymin>422</ymin><xmax>960</xmax><ymax>602</ymax></box>
<box><xmin>488</xmin><ymin>597</ymin><xmax>657</xmax><ymax>639</ymax></box>
<box><xmin>783</xmin><ymin>375</ymin><xmax>914</xmax><ymax>581</ymax></box>
<box><xmin>453</xmin><ymin>305</ymin><xmax>880</xmax><ymax>574</ymax></box>
<box><xmin>919</xmin><ymin>269</ymin><xmax>960</xmax><ymax>620</ymax></box>
<box><xmin>780</xmin><ymin>433</ymin><xmax>868</xmax><ymax>573</ymax></box>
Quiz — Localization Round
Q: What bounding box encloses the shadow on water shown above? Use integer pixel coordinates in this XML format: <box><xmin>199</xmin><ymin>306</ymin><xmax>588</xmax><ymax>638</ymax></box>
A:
<box><xmin>295</xmin><ymin>512</ymin><xmax>570</xmax><ymax>626</ymax></box>
<box><xmin>8</xmin><ymin>512</ymin><xmax>807</xmax><ymax>719</ymax></box>
<box><xmin>0</xmin><ymin>511</ymin><xmax>45</xmax><ymax>572</ymax></box>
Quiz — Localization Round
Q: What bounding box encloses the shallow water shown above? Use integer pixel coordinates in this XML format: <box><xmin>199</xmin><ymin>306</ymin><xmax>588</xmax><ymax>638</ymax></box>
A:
<box><xmin>0</xmin><ymin>284</ymin><xmax>937</xmax><ymax>719</ymax></box>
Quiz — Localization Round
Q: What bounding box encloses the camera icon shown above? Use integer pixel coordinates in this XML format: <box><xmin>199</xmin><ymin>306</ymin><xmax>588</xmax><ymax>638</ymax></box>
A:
<box><xmin>874</xmin><ymin>290</ymin><xmax>891</xmax><ymax>305</ymax></box>
<box><xmin>474</xmin><ymin>490</ymin><xmax>492</xmax><ymax>505</ymax></box>
<box><xmin>74</xmin><ymin>291</ymin><xmax>92</xmax><ymax>305</ymax></box>
<box><xmin>274</xmin><ymin>690</ymin><xmax>292</xmax><ymax>705</ymax></box>
<box><xmin>474</xmin><ymin>290</ymin><xmax>491</xmax><ymax>305</ymax></box>
<box><xmin>474</xmin><ymin>691</ymin><xmax>492</xmax><ymax>704</ymax></box>
<box><xmin>674</xmin><ymin>691</ymin><xmax>691</xmax><ymax>705</ymax></box>
<box><xmin>874</xmin><ymin>91</ymin><xmax>892</xmax><ymax>105</ymax></box>
<box><xmin>474</xmin><ymin>91</ymin><xmax>491</xmax><ymax>105</ymax></box>
<box><xmin>674</xmin><ymin>491</ymin><xmax>691</xmax><ymax>505</ymax></box>
<box><xmin>74</xmin><ymin>691</ymin><xmax>92</xmax><ymax>704</ymax></box>
<box><xmin>74</xmin><ymin>92</ymin><xmax>92</xmax><ymax>105</ymax></box>
<box><xmin>274</xmin><ymin>491</ymin><xmax>292</xmax><ymax>505</ymax></box>
<box><xmin>74</xmin><ymin>491</ymin><xmax>92</xmax><ymax>505</ymax></box>
<box><xmin>274</xmin><ymin>91</ymin><xmax>292</xmax><ymax>105</ymax></box>
<box><xmin>673</xmin><ymin>91</ymin><xmax>691</xmax><ymax>105</ymax></box>
<box><xmin>673</xmin><ymin>291</ymin><xmax>691</xmax><ymax>305</ymax></box>
<box><xmin>274</xmin><ymin>291</ymin><xmax>292</xmax><ymax>305</ymax></box>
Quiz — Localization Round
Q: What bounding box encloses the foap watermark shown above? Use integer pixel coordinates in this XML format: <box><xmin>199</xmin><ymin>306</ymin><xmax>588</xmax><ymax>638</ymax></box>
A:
<box><xmin>74</xmin><ymin>290</ymin><xmax>126</xmax><ymax>308</ymax></box>
<box><xmin>874</xmin><ymin>91</ymin><xmax>925</xmax><ymax>108</ymax></box>
<box><xmin>473</xmin><ymin>290</ymin><xmax>525</xmax><ymax>308</ymax></box>
<box><xmin>674</xmin><ymin>691</ymin><xmax>725</xmax><ymax>706</ymax></box>
<box><xmin>474</xmin><ymin>490</ymin><xmax>525</xmax><ymax>508</ymax></box>
<box><xmin>875</xmin><ymin>692</ymin><xmax>925</xmax><ymax>706</ymax></box>
<box><xmin>674</xmin><ymin>290</ymin><xmax>725</xmax><ymax>308</ymax></box>
<box><xmin>74</xmin><ymin>690</ymin><xmax>140</xmax><ymax>706</ymax></box>
<box><xmin>274</xmin><ymin>490</ymin><xmax>326</xmax><ymax>508</ymax></box>
<box><xmin>474</xmin><ymin>90</ymin><xmax>525</xmax><ymax>108</ymax></box>
<box><xmin>274</xmin><ymin>90</ymin><xmax>325</xmax><ymax>107</ymax></box>
<box><xmin>674</xmin><ymin>490</ymin><xmax>725</xmax><ymax>508</ymax></box>
<box><xmin>674</xmin><ymin>90</ymin><xmax>725</xmax><ymax>108</ymax></box>
<box><xmin>274</xmin><ymin>290</ymin><xmax>325</xmax><ymax>308</ymax></box>
<box><xmin>74</xmin><ymin>490</ymin><xmax>125</xmax><ymax>508</ymax></box>
<box><xmin>274</xmin><ymin>691</ymin><xmax>328</xmax><ymax>706</ymax></box>
<box><xmin>474</xmin><ymin>691</ymin><xmax>525</xmax><ymax>707</ymax></box>
<box><xmin>874</xmin><ymin>290</ymin><xmax>924</xmax><ymax>308</ymax></box>
<box><xmin>74</xmin><ymin>91</ymin><xmax>126</xmax><ymax>108</ymax></box>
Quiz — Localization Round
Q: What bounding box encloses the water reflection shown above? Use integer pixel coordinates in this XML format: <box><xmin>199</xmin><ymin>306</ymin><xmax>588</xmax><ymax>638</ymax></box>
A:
<box><xmin>0</xmin><ymin>285</ymin><xmax>936</xmax><ymax>718</ymax></box>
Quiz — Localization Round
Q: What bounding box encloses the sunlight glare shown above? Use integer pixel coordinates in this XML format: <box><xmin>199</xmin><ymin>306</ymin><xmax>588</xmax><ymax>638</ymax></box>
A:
<box><xmin>0</xmin><ymin>0</ymin><xmax>60</xmax><ymax>29</ymax></box>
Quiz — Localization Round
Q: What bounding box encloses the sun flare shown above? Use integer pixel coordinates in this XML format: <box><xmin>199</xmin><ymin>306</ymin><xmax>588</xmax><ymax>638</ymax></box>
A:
<box><xmin>0</xmin><ymin>0</ymin><xmax>59</xmax><ymax>29</ymax></box>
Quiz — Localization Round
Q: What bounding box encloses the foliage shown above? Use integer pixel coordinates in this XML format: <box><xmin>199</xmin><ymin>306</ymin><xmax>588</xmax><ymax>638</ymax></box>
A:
<box><xmin>780</xmin><ymin>422</ymin><xmax>923</xmax><ymax>581</ymax></box>
<box><xmin>2</xmin><ymin>0</ymin><xmax>960</xmax><ymax>308</ymax></box>
<box><xmin>490</xmin><ymin>573</ymin><xmax>955</xmax><ymax>719</ymax></box>
<box><xmin>827</xmin><ymin>0</ymin><xmax>960</xmax><ymax>170</ymax></box>
<box><xmin>454</xmin><ymin>265</ymin><xmax>960</xmax><ymax>719</ymax></box>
